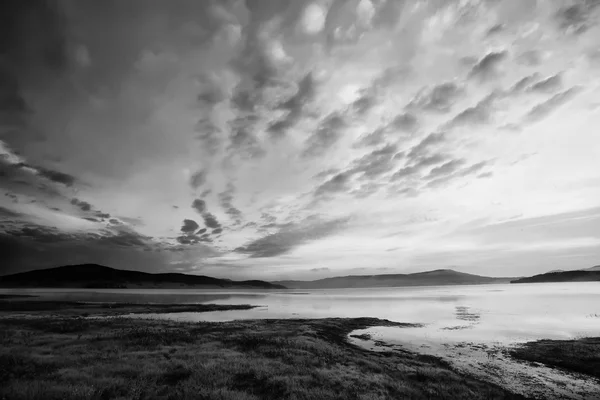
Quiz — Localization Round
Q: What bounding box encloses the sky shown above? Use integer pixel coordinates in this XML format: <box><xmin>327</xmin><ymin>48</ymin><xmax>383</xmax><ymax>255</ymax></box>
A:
<box><xmin>1</xmin><ymin>0</ymin><xmax>599</xmax><ymax>280</ymax></box>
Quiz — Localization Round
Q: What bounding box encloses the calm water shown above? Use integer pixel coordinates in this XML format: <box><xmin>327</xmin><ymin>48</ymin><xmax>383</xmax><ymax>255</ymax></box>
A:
<box><xmin>3</xmin><ymin>282</ymin><xmax>600</xmax><ymax>344</ymax></box>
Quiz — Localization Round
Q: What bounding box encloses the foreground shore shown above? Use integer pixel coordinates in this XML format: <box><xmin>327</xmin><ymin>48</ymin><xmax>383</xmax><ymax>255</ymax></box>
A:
<box><xmin>0</xmin><ymin>302</ymin><xmax>528</xmax><ymax>400</ymax></box>
<box><xmin>1</xmin><ymin>299</ymin><xmax>598</xmax><ymax>399</ymax></box>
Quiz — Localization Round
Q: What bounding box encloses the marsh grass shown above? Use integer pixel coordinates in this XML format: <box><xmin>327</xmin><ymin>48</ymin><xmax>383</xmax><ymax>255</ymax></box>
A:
<box><xmin>510</xmin><ymin>337</ymin><xmax>600</xmax><ymax>380</ymax></box>
<box><xmin>0</xmin><ymin>316</ymin><xmax>527</xmax><ymax>400</ymax></box>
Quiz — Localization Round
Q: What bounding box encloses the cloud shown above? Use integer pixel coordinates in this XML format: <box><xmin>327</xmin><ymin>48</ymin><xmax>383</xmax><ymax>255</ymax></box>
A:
<box><xmin>516</xmin><ymin>50</ymin><xmax>542</xmax><ymax>66</ymax></box>
<box><xmin>426</xmin><ymin>160</ymin><xmax>490</xmax><ymax>188</ymax></box>
<box><xmin>524</xmin><ymin>87</ymin><xmax>582</xmax><ymax>124</ymax></box>
<box><xmin>391</xmin><ymin>152</ymin><xmax>448</xmax><ymax>181</ymax></box>
<box><xmin>268</xmin><ymin>72</ymin><xmax>316</xmax><ymax>138</ymax></box>
<box><xmin>218</xmin><ymin>183</ymin><xmax>243</xmax><ymax>225</ymax></box>
<box><xmin>555</xmin><ymin>2</ymin><xmax>600</xmax><ymax>35</ymax></box>
<box><xmin>202</xmin><ymin>212</ymin><xmax>221</xmax><ymax>229</ymax></box>
<box><xmin>302</xmin><ymin>113</ymin><xmax>347</xmax><ymax>158</ymax></box>
<box><xmin>444</xmin><ymin>95</ymin><xmax>496</xmax><ymax>129</ymax></box>
<box><xmin>181</xmin><ymin>219</ymin><xmax>199</xmax><ymax>233</ymax></box>
<box><xmin>528</xmin><ymin>74</ymin><xmax>563</xmax><ymax>94</ymax></box>
<box><xmin>348</xmin><ymin>144</ymin><xmax>399</xmax><ymax>179</ymax></box>
<box><xmin>71</xmin><ymin>198</ymin><xmax>91</xmax><ymax>212</ymax></box>
<box><xmin>407</xmin><ymin>82</ymin><xmax>464</xmax><ymax>113</ymax></box>
<box><xmin>427</xmin><ymin>159</ymin><xmax>466</xmax><ymax>178</ymax></box>
<box><xmin>228</xmin><ymin>121</ymin><xmax>266</xmax><ymax>160</ymax></box>
<box><xmin>310</xmin><ymin>267</ymin><xmax>330</xmax><ymax>272</ymax></box>
<box><xmin>406</xmin><ymin>133</ymin><xmax>446</xmax><ymax>159</ymax></box>
<box><xmin>353</xmin><ymin>127</ymin><xmax>387</xmax><ymax>148</ymax></box>
<box><xmin>314</xmin><ymin>172</ymin><xmax>353</xmax><ymax>198</ymax></box>
<box><xmin>189</xmin><ymin>169</ymin><xmax>207</xmax><ymax>189</ymax></box>
<box><xmin>192</xmin><ymin>199</ymin><xmax>207</xmax><ymax>214</ymax></box>
<box><xmin>468</xmin><ymin>51</ymin><xmax>509</xmax><ymax>82</ymax></box>
<box><xmin>235</xmin><ymin>216</ymin><xmax>350</xmax><ymax>258</ymax></box>
<box><xmin>388</xmin><ymin>113</ymin><xmax>418</xmax><ymax>133</ymax></box>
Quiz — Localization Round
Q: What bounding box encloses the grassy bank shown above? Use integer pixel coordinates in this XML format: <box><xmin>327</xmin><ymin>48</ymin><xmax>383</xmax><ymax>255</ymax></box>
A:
<box><xmin>0</xmin><ymin>315</ymin><xmax>527</xmax><ymax>400</ymax></box>
<box><xmin>510</xmin><ymin>337</ymin><xmax>600</xmax><ymax>380</ymax></box>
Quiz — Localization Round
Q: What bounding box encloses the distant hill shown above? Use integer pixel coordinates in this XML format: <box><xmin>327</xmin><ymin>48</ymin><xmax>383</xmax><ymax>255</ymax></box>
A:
<box><xmin>583</xmin><ymin>265</ymin><xmax>600</xmax><ymax>272</ymax></box>
<box><xmin>0</xmin><ymin>264</ymin><xmax>286</xmax><ymax>289</ymax></box>
<box><xmin>511</xmin><ymin>270</ymin><xmax>600</xmax><ymax>284</ymax></box>
<box><xmin>273</xmin><ymin>269</ymin><xmax>515</xmax><ymax>289</ymax></box>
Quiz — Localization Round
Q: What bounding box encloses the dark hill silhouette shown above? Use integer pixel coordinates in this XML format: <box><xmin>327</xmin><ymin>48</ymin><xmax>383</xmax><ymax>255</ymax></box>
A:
<box><xmin>0</xmin><ymin>264</ymin><xmax>286</xmax><ymax>289</ymax></box>
<box><xmin>273</xmin><ymin>269</ymin><xmax>515</xmax><ymax>289</ymax></box>
<box><xmin>511</xmin><ymin>270</ymin><xmax>600</xmax><ymax>284</ymax></box>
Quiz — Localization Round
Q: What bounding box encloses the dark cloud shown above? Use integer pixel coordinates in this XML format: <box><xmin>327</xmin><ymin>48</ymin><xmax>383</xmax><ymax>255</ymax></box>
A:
<box><xmin>348</xmin><ymin>144</ymin><xmax>399</xmax><ymax>179</ymax></box>
<box><xmin>202</xmin><ymin>212</ymin><xmax>221</xmax><ymax>229</ymax></box>
<box><xmin>555</xmin><ymin>2</ymin><xmax>600</xmax><ymax>34</ymax></box>
<box><xmin>444</xmin><ymin>95</ymin><xmax>497</xmax><ymax>129</ymax></box>
<box><xmin>529</xmin><ymin>74</ymin><xmax>563</xmax><ymax>94</ymax></box>
<box><xmin>181</xmin><ymin>219</ymin><xmax>199</xmax><ymax>233</ymax></box>
<box><xmin>176</xmin><ymin>233</ymin><xmax>212</xmax><ymax>245</ymax></box>
<box><xmin>192</xmin><ymin>199</ymin><xmax>207</xmax><ymax>214</ymax></box>
<box><xmin>468</xmin><ymin>51</ymin><xmax>508</xmax><ymax>82</ymax></box>
<box><xmin>426</xmin><ymin>161</ymin><xmax>490</xmax><ymax>189</ymax></box>
<box><xmin>235</xmin><ymin>216</ymin><xmax>350</xmax><ymax>258</ymax></box>
<box><xmin>200</xmin><ymin>188</ymin><xmax>212</xmax><ymax>198</ymax></box>
<box><xmin>189</xmin><ymin>169</ymin><xmax>207</xmax><ymax>189</ymax></box>
<box><xmin>391</xmin><ymin>152</ymin><xmax>449</xmax><ymax>181</ymax></box>
<box><xmin>353</xmin><ymin>127</ymin><xmax>386</xmax><ymax>148</ymax></box>
<box><xmin>478</xmin><ymin>171</ymin><xmax>494</xmax><ymax>179</ymax></box>
<box><xmin>31</xmin><ymin>165</ymin><xmax>76</xmax><ymax>186</ymax></box>
<box><xmin>310</xmin><ymin>267</ymin><xmax>330</xmax><ymax>273</ymax></box>
<box><xmin>509</xmin><ymin>73</ymin><xmax>541</xmax><ymax>93</ymax></box>
<box><xmin>314</xmin><ymin>172</ymin><xmax>352</xmax><ymax>198</ymax></box>
<box><xmin>0</xmin><ymin>205</ymin><xmax>21</xmax><ymax>218</ymax></box>
<box><xmin>212</xmin><ymin>228</ymin><xmax>223</xmax><ymax>235</ymax></box>
<box><xmin>407</xmin><ymin>83</ymin><xmax>464</xmax><ymax>113</ymax></box>
<box><xmin>389</xmin><ymin>113</ymin><xmax>418</xmax><ymax>133</ymax></box>
<box><xmin>71</xmin><ymin>198</ymin><xmax>91</xmax><ymax>212</ymax></box>
<box><xmin>524</xmin><ymin>87</ymin><xmax>582</xmax><ymax>124</ymax></box>
<box><xmin>302</xmin><ymin>113</ymin><xmax>347</xmax><ymax>158</ymax></box>
<box><xmin>268</xmin><ymin>72</ymin><xmax>316</xmax><ymax>138</ymax></box>
<box><xmin>108</xmin><ymin>218</ymin><xmax>120</xmax><ymax>225</ymax></box>
<box><xmin>351</xmin><ymin>93</ymin><xmax>377</xmax><ymax>116</ymax></box>
<box><xmin>313</xmin><ymin>168</ymin><xmax>339</xmax><ymax>180</ymax></box>
<box><xmin>196</xmin><ymin>228</ymin><xmax>207</xmax><ymax>235</ymax></box>
<box><xmin>218</xmin><ymin>183</ymin><xmax>243</xmax><ymax>225</ymax></box>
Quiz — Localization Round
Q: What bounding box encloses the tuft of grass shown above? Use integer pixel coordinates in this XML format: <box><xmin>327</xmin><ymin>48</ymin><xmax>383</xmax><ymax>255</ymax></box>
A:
<box><xmin>510</xmin><ymin>337</ymin><xmax>600</xmax><ymax>380</ymax></box>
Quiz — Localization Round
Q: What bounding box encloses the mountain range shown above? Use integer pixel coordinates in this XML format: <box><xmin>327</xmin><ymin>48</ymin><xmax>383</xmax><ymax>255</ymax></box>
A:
<box><xmin>0</xmin><ymin>264</ymin><xmax>286</xmax><ymax>289</ymax></box>
<box><xmin>272</xmin><ymin>269</ymin><xmax>515</xmax><ymax>289</ymax></box>
<box><xmin>511</xmin><ymin>266</ymin><xmax>600</xmax><ymax>284</ymax></box>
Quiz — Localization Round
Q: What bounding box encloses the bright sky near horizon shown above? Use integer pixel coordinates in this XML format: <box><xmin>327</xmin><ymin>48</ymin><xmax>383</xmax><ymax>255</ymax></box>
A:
<box><xmin>1</xmin><ymin>0</ymin><xmax>599</xmax><ymax>280</ymax></box>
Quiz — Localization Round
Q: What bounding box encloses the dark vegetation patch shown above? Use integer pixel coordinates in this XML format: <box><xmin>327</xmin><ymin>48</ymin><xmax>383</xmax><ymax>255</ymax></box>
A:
<box><xmin>510</xmin><ymin>337</ymin><xmax>600</xmax><ymax>380</ymax></box>
<box><xmin>0</xmin><ymin>299</ymin><xmax>256</xmax><ymax>315</ymax></box>
<box><xmin>0</xmin><ymin>316</ymin><xmax>527</xmax><ymax>400</ymax></box>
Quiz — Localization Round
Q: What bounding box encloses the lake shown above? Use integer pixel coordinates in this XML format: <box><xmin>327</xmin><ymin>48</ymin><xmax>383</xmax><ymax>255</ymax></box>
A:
<box><xmin>4</xmin><ymin>282</ymin><xmax>600</xmax><ymax>344</ymax></box>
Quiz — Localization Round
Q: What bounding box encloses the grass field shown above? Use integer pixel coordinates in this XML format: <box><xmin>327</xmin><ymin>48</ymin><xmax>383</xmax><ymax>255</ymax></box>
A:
<box><xmin>510</xmin><ymin>337</ymin><xmax>600</xmax><ymax>380</ymax></box>
<box><xmin>0</xmin><ymin>314</ymin><xmax>527</xmax><ymax>400</ymax></box>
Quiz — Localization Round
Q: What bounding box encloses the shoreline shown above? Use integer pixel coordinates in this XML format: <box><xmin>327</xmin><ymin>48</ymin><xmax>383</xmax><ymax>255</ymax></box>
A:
<box><xmin>0</xmin><ymin>301</ymin><xmax>525</xmax><ymax>400</ymax></box>
<box><xmin>1</xmin><ymin>298</ymin><xmax>598</xmax><ymax>399</ymax></box>
<box><xmin>347</xmin><ymin>326</ymin><xmax>600</xmax><ymax>400</ymax></box>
